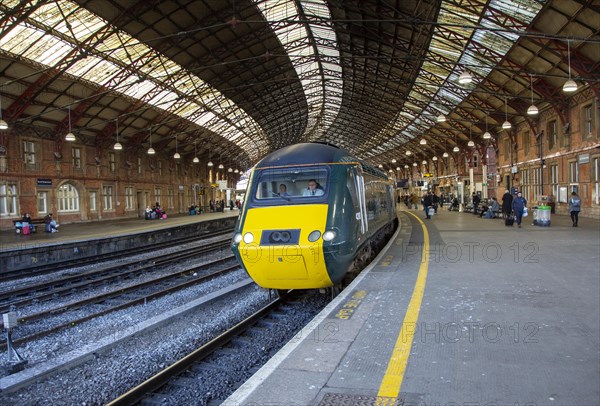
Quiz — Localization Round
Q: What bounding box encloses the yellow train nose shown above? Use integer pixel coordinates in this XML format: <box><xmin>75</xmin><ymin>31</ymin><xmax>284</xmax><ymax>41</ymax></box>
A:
<box><xmin>235</xmin><ymin>205</ymin><xmax>334</xmax><ymax>289</ymax></box>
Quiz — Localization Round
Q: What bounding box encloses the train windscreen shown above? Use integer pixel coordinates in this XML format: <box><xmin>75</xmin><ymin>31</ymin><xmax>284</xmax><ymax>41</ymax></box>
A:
<box><xmin>254</xmin><ymin>167</ymin><xmax>328</xmax><ymax>201</ymax></box>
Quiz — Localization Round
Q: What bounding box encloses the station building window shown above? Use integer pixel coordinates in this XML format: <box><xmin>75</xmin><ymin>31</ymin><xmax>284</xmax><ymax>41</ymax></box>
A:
<box><xmin>582</xmin><ymin>104</ymin><xmax>595</xmax><ymax>140</ymax></box>
<box><xmin>569</xmin><ymin>160</ymin><xmax>579</xmax><ymax>194</ymax></box>
<box><xmin>37</xmin><ymin>191</ymin><xmax>48</xmax><ymax>214</ymax></box>
<box><xmin>125</xmin><ymin>186</ymin><xmax>134</xmax><ymax>210</ymax></box>
<box><xmin>72</xmin><ymin>147</ymin><xmax>82</xmax><ymax>169</ymax></box>
<box><xmin>89</xmin><ymin>191</ymin><xmax>97</xmax><ymax>211</ymax></box>
<box><xmin>593</xmin><ymin>156</ymin><xmax>599</xmax><ymax>205</ymax></box>
<box><xmin>109</xmin><ymin>152</ymin><xmax>116</xmax><ymax>174</ymax></box>
<box><xmin>547</xmin><ymin>120</ymin><xmax>558</xmax><ymax>150</ymax></box>
<box><xmin>520</xmin><ymin>168</ymin><xmax>530</xmax><ymax>202</ymax></box>
<box><xmin>137</xmin><ymin>157</ymin><xmax>143</xmax><ymax>175</ymax></box>
<box><xmin>523</xmin><ymin>130</ymin><xmax>530</xmax><ymax>156</ymax></box>
<box><xmin>0</xmin><ymin>183</ymin><xmax>18</xmax><ymax>216</ymax></box>
<box><xmin>103</xmin><ymin>185</ymin><xmax>114</xmax><ymax>210</ymax></box>
<box><xmin>550</xmin><ymin>164</ymin><xmax>559</xmax><ymax>202</ymax></box>
<box><xmin>167</xmin><ymin>189</ymin><xmax>174</xmax><ymax>208</ymax></box>
<box><xmin>23</xmin><ymin>140</ymin><xmax>37</xmax><ymax>167</ymax></box>
<box><xmin>154</xmin><ymin>187</ymin><xmax>162</xmax><ymax>206</ymax></box>
<box><xmin>57</xmin><ymin>183</ymin><xmax>80</xmax><ymax>212</ymax></box>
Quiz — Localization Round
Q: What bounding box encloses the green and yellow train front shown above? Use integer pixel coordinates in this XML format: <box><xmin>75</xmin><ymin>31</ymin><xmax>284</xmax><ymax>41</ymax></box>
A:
<box><xmin>231</xmin><ymin>163</ymin><xmax>359</xmax><ymax>290</ymax></box>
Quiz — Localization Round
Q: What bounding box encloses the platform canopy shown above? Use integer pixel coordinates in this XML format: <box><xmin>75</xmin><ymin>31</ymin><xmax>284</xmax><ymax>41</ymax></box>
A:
<box><xmin>0</xmin><ymin>0</ymin><xmax>598</xmax><ymax>172</ymax></box>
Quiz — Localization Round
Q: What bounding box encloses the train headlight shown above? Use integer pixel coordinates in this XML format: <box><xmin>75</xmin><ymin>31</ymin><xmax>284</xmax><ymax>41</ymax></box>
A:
<box><xmin>308</xmin><ymin>230</ymin><xmax>321</xmax><ymax>242</ymax></box>
<box><xmin>233</xmin><ymin>233</ymin><xmax>243</xmax><ymax>244</ymax></box>
<box><xmin>243</xmin><ymin>232</ymin><xmax>254</xmax><ymax>244</ymax></box>
<box><xmin>322</xmin><ymin>230</ymin><xmax>336</xmax><ymax>241</ymax></box>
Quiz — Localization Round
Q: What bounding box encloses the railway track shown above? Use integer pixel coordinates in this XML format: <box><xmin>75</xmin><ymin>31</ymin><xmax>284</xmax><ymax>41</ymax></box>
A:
<box><xmin>1</xmin><ymin>257</ymin><xmax>240</xmax><ymax>350</ymax></box>
<box><xmin>0</xmin><ymin>239</ymin><xmax>231</xmax><ymax>312</ymax></box>
<box><xmin>105</xmin><ymin>299</ymin><xmax>283</xmax><ymax>405</ymax></box>
<box><xmin>0</xmin><ymin>229</ymin><xmax>232</xmax><ymax>283</ymax></box>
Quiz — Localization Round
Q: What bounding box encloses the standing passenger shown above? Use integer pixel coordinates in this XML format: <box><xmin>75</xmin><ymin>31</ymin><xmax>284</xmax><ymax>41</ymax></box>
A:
<box><xmin>568</xmin><ymin>191</ymin><xmax>581</xmax><ymax>227</ymax></box>
<box><xmin>501</xmin><ymin>190</ymin><xmax>513</xmax><ymax>218</ymax></box>
<box><xmin>511</xmin><ymin>192</ymin><xmax>527</xmax><ymax>228</ymax></box>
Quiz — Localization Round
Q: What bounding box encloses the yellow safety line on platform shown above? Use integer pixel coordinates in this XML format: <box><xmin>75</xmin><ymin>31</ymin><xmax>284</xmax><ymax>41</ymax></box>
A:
<box><xmin>376</xmin><ymin>211</ymin><xmax>429</xmax><ymax>404</ymax></box>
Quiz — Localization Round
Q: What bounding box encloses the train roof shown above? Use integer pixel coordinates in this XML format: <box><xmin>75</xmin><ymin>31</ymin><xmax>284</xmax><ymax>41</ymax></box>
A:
<box><xmin>255</xmin><ymin>143</ymin><xmax>388</xmax><ymax>180</ymax></box>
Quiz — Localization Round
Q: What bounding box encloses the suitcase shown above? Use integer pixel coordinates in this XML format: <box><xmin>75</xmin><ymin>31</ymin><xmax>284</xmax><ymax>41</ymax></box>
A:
<box><xmin>505</xmin><ymin>215</ymin><xmax>515</xmax><ymax>226</ymax></box>
<box><xmin>22</xmin><ymin>225</ymin><xmax>30</xmax><ymax>235</ymax></box>
<box><xmin>428</xmin><ymin>207</ymin><xmax>435</xmax><ymax>216</ymax></box>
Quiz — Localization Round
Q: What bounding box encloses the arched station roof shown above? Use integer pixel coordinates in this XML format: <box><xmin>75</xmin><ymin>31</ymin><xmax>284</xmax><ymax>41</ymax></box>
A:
<box><xmin>0</xmin><ymin>0</ymin><xmax>598</xmax><ymax>172</ymax></box>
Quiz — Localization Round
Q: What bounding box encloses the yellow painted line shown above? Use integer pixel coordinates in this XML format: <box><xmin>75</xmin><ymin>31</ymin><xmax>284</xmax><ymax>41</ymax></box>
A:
<box><xmin>376</xmin><ymin>211</ymin><xmax>429</xmax><ymax>403</ymax></box>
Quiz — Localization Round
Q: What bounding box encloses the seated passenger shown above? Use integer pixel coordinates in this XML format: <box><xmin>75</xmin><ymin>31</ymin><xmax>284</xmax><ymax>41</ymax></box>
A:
<box><xmin>44</xmin><ymin>213</ymin><xmax>60</xmax><ymax>233</ymax></box>
<box><xmin>302</xmin><ymin>179</ymin><xmax>324</xmax><ymax>196</ymax></box>
<box><xmin>278</xmin><ymin>184</ymin><xmax>290</xmax><ymax>196</ymax></box>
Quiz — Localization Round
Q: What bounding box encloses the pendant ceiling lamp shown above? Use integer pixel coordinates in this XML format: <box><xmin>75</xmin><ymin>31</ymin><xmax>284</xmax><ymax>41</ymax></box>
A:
<box><xmin>113</xmin><ymin>119</ymin><xmax>122</xmax><ymax>150</ymax></box>
<box><xmin>527</xmin><ymin>74</ymin><xmax>539</xmax><ymax>115</ymax></box>
<box><xmin>173</xmin><ymin>137</ymin><xmax>180</xmax><ymax>159</ymax></box>
<box><xmin>65</xmin><ymin>106</ymin><xmax>76</xmax><ymax>142</ymax></box>
<box><xmin>483</xmin><ymin>115</ymin><xmax>491</xmax><ymax>139</ymax></box>
<box><xmin>437</xmin><ymin>114</ymin><xmax>446</xmax><ymax>123</ymax></box>
<box><xmin>193</xmin><ymin>140</ymin><xmax>199</xmax><ymax>163</ymax></box>
<box><xmin>147</xmin><ymin>128</ymin><xmax>155</xmax><ymax>155</ymax></box>
<box><xmin>502</xmin><ymin>97</ymin><xmax>511</xmax><ymax>129</ymax></box>
<box><xmin>563</xmin><ymin>40</ymin><xmax>578</xmax><ymax>93</ymax></box>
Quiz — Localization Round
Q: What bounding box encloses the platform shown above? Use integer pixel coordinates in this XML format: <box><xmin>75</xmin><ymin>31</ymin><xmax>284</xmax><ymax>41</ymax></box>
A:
<box><xmin>225</xmin><ymin>208</ymin><xmax>600</xmax><ymax>406</ymax></box>
<box><xmin>0</xmin><ymin>210</ymin><xmax>240</xmax><ymax>273</ymax></box>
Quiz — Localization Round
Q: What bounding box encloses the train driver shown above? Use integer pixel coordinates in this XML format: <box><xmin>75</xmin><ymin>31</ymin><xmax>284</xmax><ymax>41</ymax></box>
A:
<box><xmin>278</xmin><ymin>184</ymin><xmax>290</xmax><ymax>196</ymax></box>
<box><xmin>303</xmin><ymin>179</ymin><xmax>325</xmax><ymax>196</ymax></box>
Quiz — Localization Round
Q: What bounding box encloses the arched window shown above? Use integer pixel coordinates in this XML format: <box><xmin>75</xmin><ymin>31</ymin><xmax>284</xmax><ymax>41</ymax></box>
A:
<box><xmin>57</xmin><ymin>183</ymin><xmax>80</xmax><ymax>212</ymax></box>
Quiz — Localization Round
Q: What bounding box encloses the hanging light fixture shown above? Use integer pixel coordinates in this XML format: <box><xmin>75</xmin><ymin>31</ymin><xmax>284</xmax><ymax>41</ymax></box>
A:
<box><xmin>218</xmin><ymin>161</ymin><xmax>224</xmax><ymax>169</ymax></box>
<box><xmin>173</xmin><ymin>137</ymin><xmax>180</xmax><ymax>159</ymax></box>
<box><xmin>64</xmin><ymin>106</ymin><xmax>76</xmax><ymax>141</ymax></box>
<box><xmin>147</xmin><ymin>127</ymin><xmax>155</xmax><ymax>155</ymax></box>
<box><xmin>467</xmin><ymin>124</ymin><xmax>475</xmax><ymax>147</ymax></box>
<box><xmin>527</xmin><ymin>75</ymin><xmax>539</xmax><ymax>115</ymax></box>
<box><xmin>453</xmin><ymin>146</ymin><xmax>460</xmax><ymax>152</ymax></box>
<box><xmin>207</xmin><ymin>149</ymin><xmax>213</xmax><ymax>167</ymax></box>
<box><xmin>458</xmin><ymin>69</ymin><xmax>472</xmax><ymax>85</ymax></box>
<box><xmin>391</xmin><ymin>158</ymin><xmax>397</xmax><ymax>164</ymax></box>
<box><xmin>412</xmin><ymin>162</ymin><xmax>417</xmax><ymax>167</ymax></box>
<box><xmin>432</xmin><ymin>156</ymin><xmax>438</xmax><ymax>161</ymax></box>
<box><xmin>396</xmin><ymin>167</ymin><xmax>401</xmax><ymax>171</ymax></box>
<box><xmin>0</xmin><ymin>91</ymin><xmax>8</xmax><ymax>130</ymax></box>
<box><xmin>502</xmin><ymin>97</ymin><xmax>511</xmax><ymax>129</ymax></box>
<box><xmin>437</xmin><ymin>114</ymin><xmax>446</xmax><ymax>123</ymax></box>
<box><xmin>404</xmin><ymin>164</ymin><xmax>409</xmax><ymax>169</ymax></box>
<box><xmin>113</xmin><ymin>119</ymin><xmax>122</xmax><ymax>150</ymax></box>
<box><xmin>228</xmin><ymin>167</ymin><xmax>233</xmax><ymax>172</ymax></box>
<box><xmin>483</xmin><ymin>115</ymin><xmax>491</xmax><ymax>139</ymax></box>
<box><xmin>563</xmin><ymin>40</ymin><xmax>578</xmax><ymax>93</ymax></box>
<box><xmin>234</xmin><ymin>168</ymin><xmax>239</xmax><ymax>173</ymax></box>
<box><xmin>192</xmin><ymin>140</ymin><xmax>199</xmax><ymax>163</ymax></box>
<box><xmin>420</xmin><ymin>138</ymin><xmax>427</xmax><ymax>145</ymax></box>
<box><xmin>405</xmin><ymin>150</ymin><xmax>412</xmax><ymax>156</ymax></box>
<box><xmin>443</xmin><ymin>152</ymin><xmax>449</xmax><ymax>158</ymax></box>
<box><xmin>422</xmin><ymin>160</ymin><xmax>427</xmax><ymax>165</ymax></box>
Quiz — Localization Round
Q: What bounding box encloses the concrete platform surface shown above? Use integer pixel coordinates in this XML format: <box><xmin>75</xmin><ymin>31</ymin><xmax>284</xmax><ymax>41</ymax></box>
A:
<box><xmin>225</xmin><ymin>208</ymin><xmax>600</xmax><ymax>406</ymax></box>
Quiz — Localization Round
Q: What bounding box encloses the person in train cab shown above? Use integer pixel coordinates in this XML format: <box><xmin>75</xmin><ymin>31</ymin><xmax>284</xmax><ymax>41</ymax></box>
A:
<box><xmin>303</xmin><ymin>179</ymin><xmax>324</xmax><ymax>196</ymax></box>
<box><xmin>44</xmin><ymin>213</ymin><xmax>60</xmax><ymax>232</ymax></box>
<box><xmin>278</xmin><ymin>184</ymin><xmax>290</xmax><ymax>196</ymax></box>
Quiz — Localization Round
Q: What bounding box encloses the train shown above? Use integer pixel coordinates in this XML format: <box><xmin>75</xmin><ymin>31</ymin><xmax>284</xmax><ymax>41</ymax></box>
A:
<box><xmin>231</xmin><ymin>142</ymin><xmax>398</xmax><ymax>293</ymax></box>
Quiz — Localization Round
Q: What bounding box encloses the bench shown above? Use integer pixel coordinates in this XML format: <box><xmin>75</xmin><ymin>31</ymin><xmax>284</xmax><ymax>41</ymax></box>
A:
<box><xmin>13</xmin><ymin>218</ymin><xmax>46</xmax><ymax>234</ymax></box>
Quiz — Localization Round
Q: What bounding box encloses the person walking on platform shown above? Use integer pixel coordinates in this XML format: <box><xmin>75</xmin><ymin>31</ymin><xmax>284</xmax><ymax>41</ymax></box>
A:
<box><xmin>423</xmin><ymin>191</ymin><xmax>433</xmax><ymax>219</ymax></box>
<box><xmin>501</xmin><ymin>189</ymin><xmax>513</xmax><ymax>218</ymax></box>
<box><xmin>511</xmin><ymin>192</ymin><xmax>527</xmax><ymax>228</ymax></box>
<box><xmin>568</xmin><ymin>191</ymin><xmax>581</xmax><ymax>227</ymax></box>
